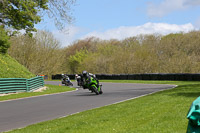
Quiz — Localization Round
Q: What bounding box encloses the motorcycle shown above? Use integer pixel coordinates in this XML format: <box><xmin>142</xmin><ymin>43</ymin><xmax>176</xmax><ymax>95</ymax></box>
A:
<box><xmin>76</xmin><ymin>76</ymin><xmax>83</xmax><ymax>86</ymax></box>
<box><xmin>82</xmin><ymin>76</ymin><xmax>103</xmax><ymax>95</ymax></box>
<box><xmin>61</xmin><ymin>78</ymin><xmax>73</xmax><ymax>86</ymax></box>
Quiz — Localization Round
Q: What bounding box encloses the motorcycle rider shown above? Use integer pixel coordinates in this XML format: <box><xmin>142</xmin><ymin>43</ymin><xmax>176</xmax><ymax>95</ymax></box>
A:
<box><xmin>75</xmin><ymin>74</ymin><xmax>78</xmax><ymax>80</ymax></box>
<box><xmin>61</xmin><ymin>74</ymin><xmax>71</xmax><ymax>85</ymax></box>
<box><xmin>75</xmin><ymin>74</ymin><xmax>82</xmax><ymax>86</ymax></box>
<box><xmin>82</xmin><ymin>71</ymin><xmax>89</xmax><ymax>89</ymax></box>
<box><xmin>82</xmin><ymin>71</ymin><xmax>99</xmax><ymax>88</ymax></box>
<box><xmin>62</xmin><ymin>74</ymin><xmax>69</xmax><ymax>80</ymax></box>
<box><xmin>82</xmin><ymin>70</ymin><xmax>102</xmax><ymax>94</ymax></box>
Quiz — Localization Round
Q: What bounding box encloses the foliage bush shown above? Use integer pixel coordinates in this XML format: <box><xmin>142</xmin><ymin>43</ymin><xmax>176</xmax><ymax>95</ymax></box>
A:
<box><xmin>0</xmin><ymin>26</ymin><xmax>10</xmax><ymax>54</ymax></box>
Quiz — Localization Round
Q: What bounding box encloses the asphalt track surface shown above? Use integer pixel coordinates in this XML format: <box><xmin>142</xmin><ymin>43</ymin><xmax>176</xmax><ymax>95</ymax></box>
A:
<box><xmin>0</xmin><ymin>81</ymin><xmax>176</xmax><ymax>132</ymax></box>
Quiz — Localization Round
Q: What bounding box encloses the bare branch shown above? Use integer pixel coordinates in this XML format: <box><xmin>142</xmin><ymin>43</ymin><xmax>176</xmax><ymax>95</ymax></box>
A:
<box><xmin>45</xmin><ymin>0</ymin><xmax>76</xmax><ymax>30</ymax></box>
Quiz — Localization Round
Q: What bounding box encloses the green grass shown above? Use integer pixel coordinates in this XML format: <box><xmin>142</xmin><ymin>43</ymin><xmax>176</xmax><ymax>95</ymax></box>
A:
<box><xmin>0</xmin><ymin>84</ymin><xmax>75</xmax><ymax>101</ymax></box>
<box><xmin>0</xmin><ymin>54</ymin><xmax>35</xmax><ymax>78</ymax></box>
<box><xmin>5</xmin><ymin>80</ymin><xmax>200</xmax><ymax>133</ymax></box>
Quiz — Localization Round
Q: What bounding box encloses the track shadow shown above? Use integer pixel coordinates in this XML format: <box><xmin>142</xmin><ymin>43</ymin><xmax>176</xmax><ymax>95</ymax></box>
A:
<box><xmin>173</xmin><ymin>92</ymin><xmax>200</xmax><ymax>98</ymax></box>
<box><xmin>74</xmin><ymin>92</ymin><xmax>99</xmax><ymax>96</ymax></box>
<box><xmin>168</xmin><ymin>84</ymin><xmax>200</xmax><ymax>98</ymax></box>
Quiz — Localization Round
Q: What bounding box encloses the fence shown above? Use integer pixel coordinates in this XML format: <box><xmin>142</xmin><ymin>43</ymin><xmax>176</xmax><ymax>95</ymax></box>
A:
<box><xmin>0</xmin><ymin>76</ymin><xmax>44</xmax><ymax>94</ymax></box>
<box><xmin>52</xmin><ymin>73</ymin><xmax>200</xmax><ymax>81</ymax></box>
<box><xmin>95</xmin><ymin>73</ymin><xmax>200</xmax><ymax>81</ymax></box>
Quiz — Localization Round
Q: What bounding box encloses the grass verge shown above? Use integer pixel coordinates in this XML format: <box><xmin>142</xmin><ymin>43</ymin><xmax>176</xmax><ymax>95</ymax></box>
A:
<box><xmin>0</xmin><ymin>84</ymin><xmax>75</xmax><ymax>102</ymax></box>
<box><xmin>0</xmin><ymin>54</ymin><xmax>35</xmax><ymax>78</ymax></box>
<box><xmin>5</xmin><ymin>80</ymin><xmax>200</xmax><ymax>133</ymax></box>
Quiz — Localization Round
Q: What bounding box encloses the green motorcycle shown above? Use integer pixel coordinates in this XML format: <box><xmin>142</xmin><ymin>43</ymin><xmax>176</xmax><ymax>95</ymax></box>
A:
<box><xmin>83</xmin><ymin>76</ymin><xmax>103</xmax><ymax>95</ymax></box>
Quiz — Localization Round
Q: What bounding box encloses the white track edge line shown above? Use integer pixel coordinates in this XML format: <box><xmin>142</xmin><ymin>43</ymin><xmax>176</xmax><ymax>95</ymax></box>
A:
<box><xmin>0</xmin><ymin>88</ymin><xmax>79</xmax><ymax>103</ymax></box>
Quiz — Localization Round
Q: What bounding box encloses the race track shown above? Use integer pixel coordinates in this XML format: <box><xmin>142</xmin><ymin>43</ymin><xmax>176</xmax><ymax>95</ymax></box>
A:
<box><xmin>0</xmin><ymin>81</ymin><xmax>176</xmax><ymax>132</ymax></box>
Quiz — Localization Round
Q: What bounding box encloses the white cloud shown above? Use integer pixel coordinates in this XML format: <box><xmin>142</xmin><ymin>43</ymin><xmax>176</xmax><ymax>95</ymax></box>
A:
<box><xmin>147</xmin><ymin>0</ymin><xmax>200</xmax><ymax>18</ymax></box>
<box><xmin>51</xmin><ymin>23</ymin><xmax>195</xmax><ymax>46</ymax></box>
<box><xmin>52</xmin><ymin>26</ymin><xmax>81</xmax><ymax>47</ymax></box>
<box><xmin>82</xmin><ymin>23</ymin><xmax>195</xmax><ymax>40</ymax></box>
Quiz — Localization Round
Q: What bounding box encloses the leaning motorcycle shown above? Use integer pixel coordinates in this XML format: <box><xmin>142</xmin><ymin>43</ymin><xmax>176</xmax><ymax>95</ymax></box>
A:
<box><xmin>62</xmin><ymin>78</ymin><xmax>73</xmax><ymax>86</ymax></box>
<box><xmin>83</xmin><ymin>76</ymin><xmax>103</xmax><ymax>95</ymax></box>
<box><xmin>76</xmin><ymin>76</ymin><xmax>83</xmax><ymax>86</ymax></box>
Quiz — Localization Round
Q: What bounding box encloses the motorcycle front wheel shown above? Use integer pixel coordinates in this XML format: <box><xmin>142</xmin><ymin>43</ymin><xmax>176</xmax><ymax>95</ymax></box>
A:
<box><xmin>92</xmin><ymin>86</ymin><xmax>99</xmax><ymax>95</ymax></box>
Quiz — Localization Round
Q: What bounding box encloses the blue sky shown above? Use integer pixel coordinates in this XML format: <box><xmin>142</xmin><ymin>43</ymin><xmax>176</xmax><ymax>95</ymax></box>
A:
<box><xmin>36</xmin><ymin>0</ymin><xmax>200</xmax><ymax>47</ymax></box>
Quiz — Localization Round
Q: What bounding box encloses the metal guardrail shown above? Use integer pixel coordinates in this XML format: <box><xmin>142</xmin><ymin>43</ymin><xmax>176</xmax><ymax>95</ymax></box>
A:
<box><xmin>0</xmin><ymin>76</ymin><xmax>44</xmax><ymax>94</ymax></box>
<box><xmin>27</xmin><ymin>76</ymin><xmax>44</xmax><ymax>91</ymax></box>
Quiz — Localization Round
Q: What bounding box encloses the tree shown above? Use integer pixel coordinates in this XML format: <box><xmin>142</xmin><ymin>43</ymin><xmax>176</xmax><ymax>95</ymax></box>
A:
<box><xmin>0</xmin><ymin>0</ymin><xmax>76</xmax><ymax>34</ymax></box>
<box><xmin>9</xmin><ymin>30</ymin><xmax>64</xmax><ymax>79</ymax></box>
<box><xmin>0</xmin><ymin>26</ymin><xmax>10</xmax><ymax>54</ymax></box>
<box><xmin>0</xmin><ymin>0</ymin><xmax>48</xmax><ymax>34</ymax></box>
<box><xmin>46</xmin><ymin>0</ymin><xmax>76</xmax><ymax>30</ymax></box>
<box><xmin>34</xmin><ymin>31</ymin><xmax>64</xmax><ymax>78</ymax></box>
<box><xmin>0</xmin><ymin>0</ymin><xmax>75</xmax><ymax>55</ymax></box>
<box><xmin>68</xmin><ymin>49</ymin><xmax>88</xmax><ymax>73</ymax></box>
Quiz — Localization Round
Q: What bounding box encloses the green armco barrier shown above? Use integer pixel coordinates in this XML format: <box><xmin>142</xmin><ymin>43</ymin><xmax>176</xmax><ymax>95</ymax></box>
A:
<box><xmin>27</xmin><ymin>76</ymin><xmax>44</xmax><ymax>91</ymax></box>
<box><xmin>0</xmin><ymin>76</ymin><xmax>44</xmax><ymax>94</ymax></box>
<box><xmin>187</xmin><ymin>97</ymin><xmax>200</xmax><ymax>133</ymax></box>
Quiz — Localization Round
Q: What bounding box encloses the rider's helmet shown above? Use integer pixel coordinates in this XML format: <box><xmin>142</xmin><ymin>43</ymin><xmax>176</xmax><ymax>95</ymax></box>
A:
<box><xmin>82</xmin><ymin>71</ymin><xmax>88</xmax><ymax>78</ymax></box>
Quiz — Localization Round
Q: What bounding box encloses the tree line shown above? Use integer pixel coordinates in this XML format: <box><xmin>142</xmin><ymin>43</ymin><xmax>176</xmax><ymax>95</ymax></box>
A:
<box><xmin>64</xmin><ymin>31</ymin><xmax>200</xmax><ymax>74</ymax></box>
<box><xmin>7</xmin><ymin>30</ymin><xmax>200</xmax><ymax>78</ymax></box>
